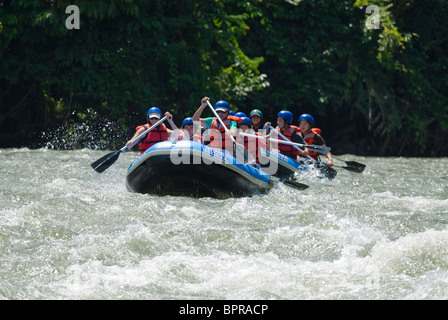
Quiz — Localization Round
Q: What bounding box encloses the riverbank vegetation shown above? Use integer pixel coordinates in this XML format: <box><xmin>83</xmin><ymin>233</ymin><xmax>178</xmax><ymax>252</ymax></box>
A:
<box><xmin>1</xmin><ymin>0</ymin><xmax>447</xmax><ymax>156</ymax></box>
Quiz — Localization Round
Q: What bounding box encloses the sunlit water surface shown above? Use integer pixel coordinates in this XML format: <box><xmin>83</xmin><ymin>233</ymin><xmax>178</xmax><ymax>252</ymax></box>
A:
<box><xmin>1</xmin><ymin>148</ymin><xmax>447</xmax><ymax>299</ymax></box>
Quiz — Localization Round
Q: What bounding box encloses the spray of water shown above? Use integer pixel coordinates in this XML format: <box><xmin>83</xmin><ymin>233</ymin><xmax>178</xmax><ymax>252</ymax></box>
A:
<box><xmin>38</xmin><ymin>109</ymin><xmax>132</xmax><ymax>150</ymax></box>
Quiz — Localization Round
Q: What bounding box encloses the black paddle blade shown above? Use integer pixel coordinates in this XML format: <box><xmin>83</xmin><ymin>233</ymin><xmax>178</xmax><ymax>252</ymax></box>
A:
<box><xmin>283</xmin><ymin>179</ymin><xmax>309</xmax><ymax>190</ymax></box>
<box><xmin>91</xmin><ymin>150</ymin><xmax>121</xmax><ymax>173</ymax></box>
<box><xmin>343</xmin><ymin>161</ymin><xmax>366</xmax><ymax>173</ymax></box>
<box><xmin>314</xmin><ymin>162</ymin><xmax>337</xmax><ymax>180</ymax></box>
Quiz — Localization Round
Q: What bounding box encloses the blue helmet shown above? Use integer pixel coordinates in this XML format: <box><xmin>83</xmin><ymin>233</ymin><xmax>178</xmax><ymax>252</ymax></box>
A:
<box><xmin>249</xmin><ymin>109</ymin><xmax>263</xmax><ymax>119</ymax></box>
<box><xmin>229</xmin><ymin>110</ymin><xmax>236</xmax><ymax>116</ymax></box>
<box><xmin>235</xmin><ymin>112</ymin><xmax>247</xmax><ymax>118</ymax></box>
<box><xmin>214</xmin><ymin>100</ymin><xmax>230</xmax><ymax>112</ymax></box>
<box><xmin>147</xmin><ymin>107</ymin><xmax>162</xmax><ymax>120</ymax></box>
<box><xmin>298</xmin><ymin>113</ymin><xmax>315</xmax><ymax>125</ymax></box>
<box><xmin>277</xmin><ymin>110</ymin><xmax>293</xmax><ymax>124</ymax></box>
<box><xmin>181</xmin><ymin>117</ymin><xmax>193</xmax><ymax>128</ymax></box>
<box><xmin>239</xmin><ymin>116</ymin><xmax>252</xmax><ymax>127</ymax></box>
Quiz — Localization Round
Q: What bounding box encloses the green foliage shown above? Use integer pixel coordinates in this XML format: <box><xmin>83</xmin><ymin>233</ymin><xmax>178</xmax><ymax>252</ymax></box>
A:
<box><xmin>1</xmin><ymin>0</ymin><xmax>447</xmax><ymax>155</ymax></box>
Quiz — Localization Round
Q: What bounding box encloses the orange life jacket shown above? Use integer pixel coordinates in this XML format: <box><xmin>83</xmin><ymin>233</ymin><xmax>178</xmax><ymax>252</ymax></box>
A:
<box><xmin>209</xmin><ymin>117</ymin><xmax>237</xmax><ymax>150</ymax></box>
<box><xmin>236</xmin><ymin>131</ymin><xmax>266</xmax><ymax>164</ymax></box>
<box><xmin>299</xmin><ymin>128</ymin><xmax>322</xmax><ymax>161</ymax></box>
<box><xmin>137</xmin><ymin>124</ymin><xmax>168</xmax><ymax>153</ymax></box>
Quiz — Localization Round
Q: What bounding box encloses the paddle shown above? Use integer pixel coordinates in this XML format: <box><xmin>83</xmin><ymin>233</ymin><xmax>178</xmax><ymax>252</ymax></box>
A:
<box><xmin>239</xmin><ymin>132</ymin><xmax>331</xmax><ymax>155</ymax></box>
<box><xmin>206</xmin><ymin>100</ymin><xmax>255</xmax><ymax>164</ymax></box>
<box><xmin>282</xmin><ymin>179</ymin><xmax>309</xmax><ymax>190</ymax></box>
<box><xmin>269</xmin><ymin>176</ymin><xmax>309</xmax><ymax>191</ymax></box>
<box><xmin>269</xmin><ymin>126</ymin><xmax>337</xmax><ymax>180</ymax></box>
<box><xmin>91</xmin><ymin>116</ymin><xmax>167</xmax><ymax>173</ymax></box>
<box><xmin>332</xmin><ymin>155</ymin><xmax>366</xmax><ymax>173</ymax></box>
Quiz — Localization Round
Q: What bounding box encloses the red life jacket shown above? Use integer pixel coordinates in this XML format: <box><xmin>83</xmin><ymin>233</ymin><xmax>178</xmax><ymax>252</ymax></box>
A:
<box><xmin>299</xmin><ymin>128</ymin><xmax>322</xmax><ymax>161</ymax></box>
<box><xmin>236</xmin><ymin>131</ymin><xmax>266</xmax><ymax>164</ymax></box>
<box><xmin>291</xmin><ymin>125</ymin><xmax>301</xmax><ymax>134</ymax></box>
<box><xmin>275</xmin><ymin>127</ymin><xmax>300</xmax><ymax>157</ymax></box>
<box><xmin>228</xmin><ymin>115</ymin><xmax>243</xmax><ymax>124</ymax></box>
<box><xmin>137</xmin><ymin>124</ymin><xmax>168</xmax><ymax>153</ymax></box>
<box><xmin>209</xmin><ymin>117</ymin><xmax>237</xmax><ymax>150</ymax></box>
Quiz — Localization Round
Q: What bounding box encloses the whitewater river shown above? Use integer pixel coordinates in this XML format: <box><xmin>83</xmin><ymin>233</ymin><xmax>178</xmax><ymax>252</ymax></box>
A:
<box><xmin>1</xmin><ymin>147</ymin><xmax>447</xmax><ymax>300</ymax></box>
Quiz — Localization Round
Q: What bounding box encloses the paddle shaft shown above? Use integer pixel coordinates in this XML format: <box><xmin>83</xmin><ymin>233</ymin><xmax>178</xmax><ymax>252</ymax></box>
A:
<box><xmin>206</xmin><ymin>100</ymin><xmax>237</xmax><ymax>145</ymax></box>
<box><xmin>239</xmin><ymin>132</ymin><xmax>330</xmax><ymax>154</ymax></box>
<box><xmin>91</xmin><ymin>116</ymin><xmax>167</xmax><ymax>173</ymax></box>
<box><xmin>332</xmin><ymin>155</ymin><xmax>347</xmax><ymax>162</ymax></box>
<box><xmin>332</xmin><ymin>155</ymin><xmax>363</xmax><ymax>164</ymax></box>
<box><xmin>268</xmin><ymin>126</ymin><xmax>314</xmax><ymax>161</ymax></box>
<box><xmin>128</xmin><ymin>116</ymin><xmax>168</xmax><ymax>149</ymax></box>
<box><xmin>332</xmin><ymin>155</ymin><xmax>366</xmax><ymax>173</ymax></box>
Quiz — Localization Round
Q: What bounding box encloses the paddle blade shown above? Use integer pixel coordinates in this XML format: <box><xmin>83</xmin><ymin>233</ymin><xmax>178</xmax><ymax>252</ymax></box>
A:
<box><xmin>283</xmin><ymin>179</ymin><xmax>309</xmax><ymax>190</ymax></box>
<box><xmin>91</xmin><ymin>150</ymin><xmax>121</xmax><ymax>173</ymax></box>
<box><xmin>343</xmin><ymin>161</ymin><xmax>366</xmax><ymax>173</ymax></box>
<box><xmin>314</xmin><ymin>162</ymin><xmax>337</xmax><ymax>180</ymax></box>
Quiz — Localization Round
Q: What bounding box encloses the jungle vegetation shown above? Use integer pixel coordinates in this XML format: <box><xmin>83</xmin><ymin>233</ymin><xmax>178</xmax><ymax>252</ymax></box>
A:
<box><xmin>1</xmin><ymin>0</ymin><xmax>447</xmax><ymax>156</ymax></box>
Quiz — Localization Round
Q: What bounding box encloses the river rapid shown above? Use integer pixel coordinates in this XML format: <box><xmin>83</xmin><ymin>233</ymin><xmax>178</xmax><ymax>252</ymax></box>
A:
<box><xmin>1</xmin><ymin>147</ymin><xmax>447</xmax><ymax>300</ymax></box>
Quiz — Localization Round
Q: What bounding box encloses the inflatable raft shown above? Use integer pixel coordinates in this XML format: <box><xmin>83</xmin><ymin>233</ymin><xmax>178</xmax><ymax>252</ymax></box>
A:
<box><xmin>259</xmin><ymin>149</ymin><xmax>337</xmax><ymax>180</ymax></box>
<box><xmin>126</xmin><ymin>140</ymin><xmax>274</xmax><ymax>199</ymax></box>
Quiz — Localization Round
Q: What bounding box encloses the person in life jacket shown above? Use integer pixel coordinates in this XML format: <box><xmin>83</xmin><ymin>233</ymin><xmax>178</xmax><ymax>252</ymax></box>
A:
<box><xmin>249</xmin><ymin>109</ymin><xmax>267</xmax><ymax>133</ymax></box>
<box><xmin>297</xmin><ymin>113</ymin><xmax>333</xmax><ymax>166</ymax></box>
<box><xmin>192</xmin><ymin>97</ymin><xmax>240</xmax><ymax>153</ymax></box>
<box><xmin>169</xmin><ymin>117</ymin><xmax>203</xmax><ymax>142</ymax></box>
<box><xmin>126</xmin><ymin>107</ymin><xmax>172</xmax><ymax>154</ymax></box>
<box><xmin>269</xmin><ymin>110</ymin><xmax>308</xmax><ymax>160</ymax></box>
<box><xmin>236</xmin><ymin>117</ymin><xmax>267</xmax><ymax>164</ymax></box>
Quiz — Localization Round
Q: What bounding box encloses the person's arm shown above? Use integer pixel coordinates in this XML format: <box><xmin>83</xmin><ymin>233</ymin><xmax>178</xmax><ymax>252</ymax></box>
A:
<box><xmin>165</xmin><ymin>112</ymin><xmax>183</xmax><ymax>140</ymax></box>
<box><xmin>229</xmin><ymin>120</ymin><xmax>238</xmax><ymax>138</ymax></box>
<box><xmin>192</xmin><ymin>97</ymin><xmax>209</xmax><ymax>127</ymax></box>
<box><xmin>325</xmin><ymin>152</ymin><xmax>334</xmax><ymax>166</ymax></box>
<box><xmin>164</xmin><ymin>111</ymin><xmax>177</xmax><ymax>136</ymax></box>
<box><xmin>314</xmin><ymin>134</ymin><xmax>333</xmax><ymax>166</ymax></box>
<box><xmin>265</xmin><ymin>134</ymin><xmax>271</xmax><ymax>151</ymax></box>
<box><xmin>126</xmin><ymin>126</ymin><xmax>146</xmax><ymax>148</ymax></box>
<box><xmin>165</xmin><ymin>112</ymin><xmax>177</xmax><ymax>130</ymax></box>
<box><xmin>291</xmin><ymin>132</ymin><xmax>308</xmax><ymax>156</ymax></box>
<box><xmin>265</xmin><ymin>132</ymin><xmax>277</xmax><ymax>152</ymax></box>
<box><xmin>256</xmin><ymin>132</ymin><xmax>268</xmax><ymax>151</ymax></box>
<box><xmin>263</xmin><ymin>122</ymin><xmax>271</xmax><ymax>134</ymax></box>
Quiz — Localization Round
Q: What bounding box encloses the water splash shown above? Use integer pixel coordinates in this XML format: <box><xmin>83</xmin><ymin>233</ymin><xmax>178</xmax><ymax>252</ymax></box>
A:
<box><xmin>38</xmin><ymin>109</ymin><xmax>131</xmax><ymax>150</ymax></box>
